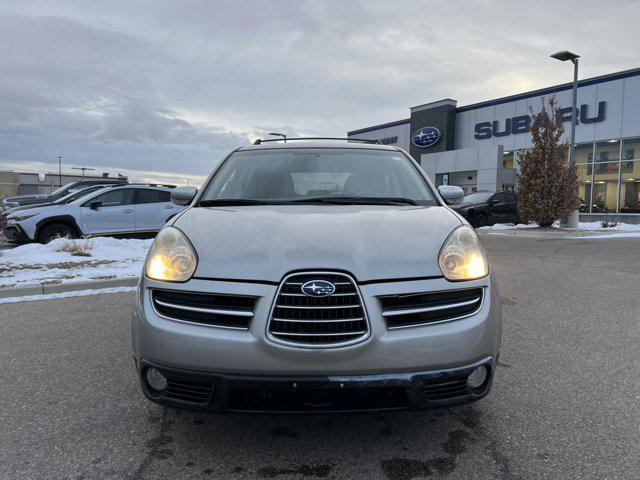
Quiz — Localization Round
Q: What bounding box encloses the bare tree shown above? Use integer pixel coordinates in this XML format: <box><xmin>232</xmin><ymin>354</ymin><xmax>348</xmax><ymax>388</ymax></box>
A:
<box><xmin>516</xmin><ymin>97</ymin><xmax>579</xmax><ymax>227</ymax></box>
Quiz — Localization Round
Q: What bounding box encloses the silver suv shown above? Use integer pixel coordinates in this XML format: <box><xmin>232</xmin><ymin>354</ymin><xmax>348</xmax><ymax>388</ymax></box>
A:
<box><xmin>132</xmin><ymin>139</ymin><xmax>502</xmax><ymax>413</ymax></box>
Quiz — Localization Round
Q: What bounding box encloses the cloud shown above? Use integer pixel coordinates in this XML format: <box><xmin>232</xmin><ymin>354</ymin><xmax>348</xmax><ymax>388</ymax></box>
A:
<box><xmin>0</xmin><ymin>1</ymin><xmax>638</xmax><ymax>183</ymax></box>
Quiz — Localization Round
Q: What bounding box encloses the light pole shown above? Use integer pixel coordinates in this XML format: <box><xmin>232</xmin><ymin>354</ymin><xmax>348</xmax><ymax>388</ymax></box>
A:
<box><xmin>57</xmin><ymin>155</ymin><xmax>63</xmax><ymax>187</ymax></box>
<box><xmin>72</xmin><ymin>167</ymin><xmax>96</xmax><ymax>177</ymax></box>
<box><xmin>551</xmin><ymin>50</ymin><xmax>580</xmax><ymax>227</ymax></box>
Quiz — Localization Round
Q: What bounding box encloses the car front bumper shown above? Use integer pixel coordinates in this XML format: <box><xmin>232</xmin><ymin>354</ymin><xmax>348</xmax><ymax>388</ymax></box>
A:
<box><xmin>132</xmin><ymin>274</ymin><xmax>502</xmax><ymax>412</ymax></box>
<box><xmin>136</xmin><ymin>356</ymin><xmax>495</xmax><ymax>413</ymax></box>
<box><xmin>2</xmin><ymin>223</ymin><xmax>30</xmax><ymax>242</ymax></box>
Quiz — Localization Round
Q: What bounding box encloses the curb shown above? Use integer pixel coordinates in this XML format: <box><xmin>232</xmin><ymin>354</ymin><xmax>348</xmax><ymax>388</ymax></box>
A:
<box><xmin>0</xmin><ymin>277</ymin><xmax>139</xmax><ymax>300</ymax></box>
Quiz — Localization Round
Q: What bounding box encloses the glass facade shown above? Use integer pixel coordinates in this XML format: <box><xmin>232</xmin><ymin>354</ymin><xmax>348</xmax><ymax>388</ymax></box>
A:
<box><xmin>574</xmin><ymin>136</ymin><xmax>640</xmax><ymax>214</ymax></box>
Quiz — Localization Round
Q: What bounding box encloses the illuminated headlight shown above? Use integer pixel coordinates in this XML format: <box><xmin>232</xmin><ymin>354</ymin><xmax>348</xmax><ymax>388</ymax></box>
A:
<box><xmin>145</xmin><ymin>226</ymin><xmax>197</xmax><ymax>282</ymax></box>
<box><xmin>438</xmin><ymin>225</ymin><xmax>489</xmax><ymax>281</ymax></box>
<box><xmin>10</xmin><ymin>214</ymin><xmax>37</xmax><ymax>222</ymax></box>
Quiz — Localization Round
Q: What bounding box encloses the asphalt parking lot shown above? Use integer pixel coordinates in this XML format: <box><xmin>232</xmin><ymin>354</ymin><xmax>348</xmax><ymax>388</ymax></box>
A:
<box><xmin>1</xmin><ymin>233</ymin><xmax>639</xmax><ymax>480</ymax></box>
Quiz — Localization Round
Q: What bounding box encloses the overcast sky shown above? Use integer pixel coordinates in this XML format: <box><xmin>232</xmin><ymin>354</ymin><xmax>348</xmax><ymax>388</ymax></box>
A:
<box><xmin>1</xmin><ymin>0</ymin><xmax>638</xmax><ymax>185</ymax></box>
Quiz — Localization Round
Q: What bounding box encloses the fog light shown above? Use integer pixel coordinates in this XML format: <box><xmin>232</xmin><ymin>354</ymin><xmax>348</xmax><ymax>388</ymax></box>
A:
<box><xmin>466</xmin><ymin>365</ymin><xmax>488</xmax><ymax>389</ymax></box>
<box><xmin>146</xmin><ymin>368</ymin><xmax>168</xmax><ymax>392</ymax></box>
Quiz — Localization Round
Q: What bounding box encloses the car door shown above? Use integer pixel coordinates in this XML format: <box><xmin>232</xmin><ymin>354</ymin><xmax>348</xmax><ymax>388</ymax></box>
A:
<box><xmin>505</xmin><ymin>192</ymin><xmax>519</xmax><ymax>223</ymax></box>
<box><xmin>133</xmin><ymin>188</ymin><xmax>176</xmax><ymax>233</ymax></box>
<box><xmin>80</xmin><ymin>189</ymin><xmax>135</xmax><ymax>235</ymax></box>
<box><xmin>488</xmin><ymin>192</ymin><xmax>509</xmax><ymax>223</ymax></box>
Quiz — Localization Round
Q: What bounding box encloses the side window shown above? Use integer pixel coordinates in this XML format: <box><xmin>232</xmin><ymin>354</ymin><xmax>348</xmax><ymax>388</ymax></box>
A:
<box><xmin>505</xmin><ymin>193</ymin><xmax>518</xmax><ymax>202</ymax></box>
<box><xmin>84</xmin><ymin>189</ymin><xmax>134</xmax><ymax>207</ymax></box>
<box><xmin>492</xmin><ymin>192</ymin><xmax>507</xmax><ymax>202</ymax></box>
<box><xmin>136</xmin><ymin>189</ymin><xmax>170</xmax><ymax>204</ymax></box>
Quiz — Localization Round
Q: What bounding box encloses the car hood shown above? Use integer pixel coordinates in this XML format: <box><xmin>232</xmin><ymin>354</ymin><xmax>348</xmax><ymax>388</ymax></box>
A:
<box><xmin>1</xmin><ymin>202</ymin><xmax>56</xmax><ymax>216</ymax></box>
<box><xmin>173</xmin><ymin>205</ymin><xmax>462</xmax><ymax>282</ymax></box>
<box><xmin>4</xmin><ymin>194</ymin><xmax>51</xmax><ymax>203</ymax></box>
<box><xmin>451</xmin><ymin>202</ymin><xmax>486</xmax><ymax>210</ymax></box>
<box><xmin>6</xmin><ymin>204</ymin><xmax>60</xmax><ymax>219</ymax></box>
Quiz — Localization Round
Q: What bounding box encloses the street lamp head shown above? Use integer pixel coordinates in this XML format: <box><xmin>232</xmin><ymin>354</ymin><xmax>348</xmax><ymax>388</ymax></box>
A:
<box><xmin>551</xmin><ymin>51</ymin><xmax>580</xmax><ymax>62</ymax></box>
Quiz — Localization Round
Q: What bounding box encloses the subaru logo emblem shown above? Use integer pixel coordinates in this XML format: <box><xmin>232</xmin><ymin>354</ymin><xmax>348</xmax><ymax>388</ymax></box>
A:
<box><xmin>301</xmin><ymin>280</ymin><xmax>336</xmax><ymax>297</ymax></box>
<box><xmin>412</xmin><ymin>126</ymin><xmax>441</xmax><ymax>148</ymax></box>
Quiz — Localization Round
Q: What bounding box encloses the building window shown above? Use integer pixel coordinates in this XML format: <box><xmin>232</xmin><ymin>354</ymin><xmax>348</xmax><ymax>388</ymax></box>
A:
<box><xmin>574</xmin><ymin>142</ymin><xmax>594</xmax><ymax>164</ymax></box>
<box><xmin>592</xmin><ymin>163</ymin><xmax>619</xmax><ymax>213</ymax></box>
<box><xmin>595</xmin><ymin>139</ymin><xmax>621</xmax><ymax>163</ymax></box>
<box><xmin>619</xmin><ymin>161</ymin><xmax>640</xmax><ymax>213</ymax></box>
<box><xmin>576</xmin><ymin>163</ymin><xmax>592</xmax><ymax>213</ymax></box>
<box><xmin>622</xmin><ymin>137</ymin><xmax>640</xmax><ymax>161</ymax></box>
<box><xmin>502</xmin><ymin>151</ymin><xmax>514</xmax><ymax>168</ymax></box>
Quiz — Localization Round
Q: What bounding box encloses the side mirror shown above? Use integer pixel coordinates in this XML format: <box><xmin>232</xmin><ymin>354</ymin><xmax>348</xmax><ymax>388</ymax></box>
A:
<box><xmin>89</xmin><ymin>201</ymin><xmax>102</xmax><ymax>210</ymax></box>
<box><xmin>438</xmin><ymin>185</ymin><xmax>464</xmax><ymax>205</ymax></box>
<box><xmin>171</xmin><ymin>187</ymin><xmax>198</xmax><ymax>206</ymax></box>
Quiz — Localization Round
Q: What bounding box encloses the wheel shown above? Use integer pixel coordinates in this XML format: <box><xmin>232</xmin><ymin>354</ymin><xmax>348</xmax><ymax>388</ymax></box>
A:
<box><xmin>38</xmin><ymin>223</ymin><xmax>78</xmax><ymax>244</ymax></box>
<box><xmin>473</xmin><ymin>214</ymin><xmax>488</xmax><ymax>228</ymax></box>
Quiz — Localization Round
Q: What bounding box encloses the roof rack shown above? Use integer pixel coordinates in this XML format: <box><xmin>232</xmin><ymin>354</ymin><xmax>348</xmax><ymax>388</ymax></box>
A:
<box><xmin>102</xmin><ymin>183</ymin><xmax>177</xmax><ymax>188</ymax></box>
<box><xmin>252</xmin><ymin>137</ymin><xmax>381</xmax><ymax>145</ymax></box>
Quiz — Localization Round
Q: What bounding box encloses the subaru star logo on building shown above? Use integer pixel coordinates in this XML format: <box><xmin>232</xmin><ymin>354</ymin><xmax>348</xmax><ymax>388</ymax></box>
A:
<box><xmin>301</xmin><ymin>280</ymin><xmax>336</xmax><ymax>297</ymax></box>
<box><xmin>412</xmin><ymin>127</ymin><xmax>441</xmax><ymax>148</ymax></box>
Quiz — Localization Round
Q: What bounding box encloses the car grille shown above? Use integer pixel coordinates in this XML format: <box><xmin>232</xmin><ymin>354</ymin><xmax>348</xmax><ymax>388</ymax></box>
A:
<box><xmin>423</xmin><ymin>377</ymin><xmax>470</xmax><ymax>401</ymax></box>
<box><xmin>379</xmin><ymin>287</ymin><xmax>483</xmax><ymax>329</ymax></box>
<box><xmin>267</xmin><ymin>272</ymin><xmax>369</xmax><ymax>348</ymax></box>
<box><xmin>151</xmin><ymin>289</ymin><xmax>257</xmax><ymax>329</ymax></box>
<box><xmin>164</xmin><ymin>374</ymin><xmax>213</xmax><ymax>404</ymax></box>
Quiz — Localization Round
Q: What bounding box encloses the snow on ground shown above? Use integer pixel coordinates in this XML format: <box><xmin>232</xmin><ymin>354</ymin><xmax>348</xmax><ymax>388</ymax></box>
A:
<box><xmin>0</xmin><ymin>286</ymin><xmax>137</xmax><ymax>304</ymax></box>
<box><xmin>477</xmin><ymin>223</ymin><xmax>539</xmax><ymax>230</ymax></box>
<box><xmin>479</xmin><ymin>221</ymin><xmax>640</xmax><ymax>232</ymax></box>
<box><xmin>573</xmin><ymin>221</ymin><xmax>640</xmax><ymax>231</ymax></box>
<box><xmin>0</xmin><ymin>237</ymin><xmax>151</xmax><ymax>288</ymax></box>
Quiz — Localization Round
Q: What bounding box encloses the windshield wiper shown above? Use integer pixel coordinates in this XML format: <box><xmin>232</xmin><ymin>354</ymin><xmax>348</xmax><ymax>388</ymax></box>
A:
<box><xmin>197</xmin><ymin>199</ymin><xmax>275</xmax><ymax>207</ymax></box>
<box><xmin>290</xmin><ymin>196</ymin><xmax>420</xmax><ymax>206</ymax></box>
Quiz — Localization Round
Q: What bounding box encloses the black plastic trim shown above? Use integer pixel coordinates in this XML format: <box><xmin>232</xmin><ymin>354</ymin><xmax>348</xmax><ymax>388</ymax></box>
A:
<box><xmin>137</xmin><ymin>357</ymin><xmax>495</xmax><ymax>413</ymax></box>
<box><xmin>34</xmin><ymin>215</ymin><xmax>82</xmax><ymax>240</ymax></box>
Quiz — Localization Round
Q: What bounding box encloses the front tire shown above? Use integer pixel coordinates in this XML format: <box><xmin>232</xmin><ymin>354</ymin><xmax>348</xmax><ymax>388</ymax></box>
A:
<box><xmin>38</xmin><ymin>223</ymin><xmax>78</xmax><ymax>244</ymax></box>
<box><xmin>473</xmin><ymin>214</ymin><xmax>488</xmax><ymax>228</ymax></box>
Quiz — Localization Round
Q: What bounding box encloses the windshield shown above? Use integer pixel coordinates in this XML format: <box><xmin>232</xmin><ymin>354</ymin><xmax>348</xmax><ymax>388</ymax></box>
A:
<box><xmin>53</xmin><ymin>186</ymin><xmax>102</xmax><ymax>204</ymax></box>
<box><xmin>461</xmin><ymin>192</ymin><xmax>493</xmax><ymax>204</ymax></box>
<box><xmin>49</xmin><ymin>182</ymin><xmax>78</xmax><ymax>196</ymax></box>
<box><xmin>199</xmin><ymin>148</ymin><xmax>438</xmax><ymax>206</ymax></box>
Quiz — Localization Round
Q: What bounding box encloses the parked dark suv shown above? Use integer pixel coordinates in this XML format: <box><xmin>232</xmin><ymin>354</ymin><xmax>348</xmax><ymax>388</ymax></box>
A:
<box><xmin>451</xmin><ymin>191</ymin><xmax>520</xmax><ymax>227</ymax></box>
<box><xmin>1</xmin><ymin>179</ymin><xmax>127</xmax><ymax>211</ymax></box>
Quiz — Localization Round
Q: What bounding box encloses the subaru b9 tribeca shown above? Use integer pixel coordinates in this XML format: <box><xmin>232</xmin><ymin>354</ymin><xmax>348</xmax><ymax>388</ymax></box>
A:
<box><xmin>132</xmin><ymin>139</ymin><xmax>502</xmax><ymax>413</ymax></box>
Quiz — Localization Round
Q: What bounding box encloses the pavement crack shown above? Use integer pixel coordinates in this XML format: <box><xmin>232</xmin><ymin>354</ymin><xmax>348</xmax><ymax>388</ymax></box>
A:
<box><xmin>130</xmin><ymin>407</ymin><xmax>169</xmax><ymax>480</ymax></box>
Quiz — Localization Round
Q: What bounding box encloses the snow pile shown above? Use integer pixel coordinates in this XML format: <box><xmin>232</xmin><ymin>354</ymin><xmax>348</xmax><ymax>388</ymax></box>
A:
<box><xmin>479</xmin><ymin>221</ymin><xmax>640</xmax><ymax>232</ymax></box>
<box><xmin>477</xmin><ymin>223</ymin><xmax>538</xmax><ymax>231</ymax></box>
<box><xmin>0</xmin><ymin>237</ymin><xmax>152</xmax><ymax>288</ymax></box>
<box><xmin>571</xmin><ymin>221</ymin><xmax>640</xmax><ymax>231</ymax></box>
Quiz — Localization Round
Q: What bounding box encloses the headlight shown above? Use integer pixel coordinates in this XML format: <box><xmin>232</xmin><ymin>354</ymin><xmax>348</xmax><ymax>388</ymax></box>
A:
<box><xmin>438</xmin><ymin>225</ymin><xmax>488</xmax><ymax>281</ymax></box>
<box><xmin>145</xmin><ymin>227</ymin><xmax>198</xmax><ymax>282</ymax></box>
<box><xmin>10</xmin><ymin>213</ymin><xmax>37</xmax><ymax>222</ymax></box>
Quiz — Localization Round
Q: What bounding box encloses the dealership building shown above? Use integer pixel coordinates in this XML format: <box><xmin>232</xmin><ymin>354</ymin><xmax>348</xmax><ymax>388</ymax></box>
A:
<box><xmin>348</xmin><ymin>67</ymin><xmax>640</xmax><ymax>221</ymax></box>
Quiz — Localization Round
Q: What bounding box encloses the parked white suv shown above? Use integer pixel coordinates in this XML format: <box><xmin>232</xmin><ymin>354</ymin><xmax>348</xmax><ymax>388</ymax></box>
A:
<box><xmin>3</xmin><ymin>184</ymin><xmax>185</xmax><ymax>243</ymax></box>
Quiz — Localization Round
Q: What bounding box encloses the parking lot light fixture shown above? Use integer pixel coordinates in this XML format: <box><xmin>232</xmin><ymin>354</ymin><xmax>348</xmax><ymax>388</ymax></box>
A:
<box><xmin>551</xmin><ymin>50</ymin><xmax>580</xmax><ymax>228</ymax></box>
